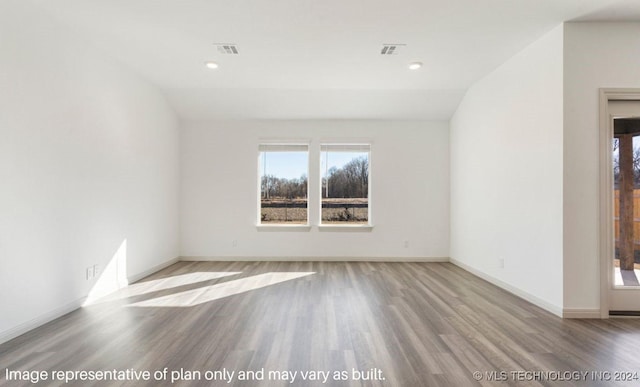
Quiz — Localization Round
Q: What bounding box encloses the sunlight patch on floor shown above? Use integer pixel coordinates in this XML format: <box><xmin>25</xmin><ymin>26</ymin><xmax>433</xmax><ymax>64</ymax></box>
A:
<box><xmin>127</xmin><ymin>272</ymin><xmax>315</xmax><ymax>307</ymax></box>
<box><xmin>86</xmin><ymin>271</ymin><xmax>241</xmax><ymax>305</ymax></box>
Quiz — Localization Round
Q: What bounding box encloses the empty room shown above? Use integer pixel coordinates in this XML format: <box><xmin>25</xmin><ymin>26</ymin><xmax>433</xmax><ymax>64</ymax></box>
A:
<box><xmin>2</xmin><ymin>0</ymin><xmax>640</xmax><ymax>386</ymax></box>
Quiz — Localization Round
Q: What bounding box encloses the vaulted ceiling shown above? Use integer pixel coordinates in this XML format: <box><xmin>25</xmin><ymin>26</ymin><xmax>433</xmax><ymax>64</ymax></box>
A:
<box><xmin>31</xmin><ymin>0</ymin><xmax>636</xmax><ymax>120</ymax></box>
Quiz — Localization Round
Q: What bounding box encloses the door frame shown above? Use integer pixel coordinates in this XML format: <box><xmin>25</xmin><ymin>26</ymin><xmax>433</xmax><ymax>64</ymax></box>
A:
<box><xmin>599</xmin><ymin>88</ymin><xmax>640</xmax><ymax>318</ymax></box>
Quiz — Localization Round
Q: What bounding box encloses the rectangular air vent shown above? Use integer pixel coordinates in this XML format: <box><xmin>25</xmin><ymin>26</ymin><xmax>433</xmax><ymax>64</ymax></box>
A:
<box><xmin>381</xmin><ymin>44</ymin><xmax>406</xmax><ymax>55</ymax></box>
<box><xmin>214</xmin><ymin>43</ymin><xmax>239</xmax><ymax>54</ymax></box>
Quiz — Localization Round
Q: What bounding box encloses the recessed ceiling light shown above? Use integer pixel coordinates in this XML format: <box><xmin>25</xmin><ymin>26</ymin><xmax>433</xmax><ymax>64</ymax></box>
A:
<box><xmin>408</xmin><ymin>62</ymin><xmax>422</xmax><ymax>70</ymax></box>
<box><xmin>205</xmin><ymin>61</ymin><xmax>219</xmax><ymax>69</ymax></box>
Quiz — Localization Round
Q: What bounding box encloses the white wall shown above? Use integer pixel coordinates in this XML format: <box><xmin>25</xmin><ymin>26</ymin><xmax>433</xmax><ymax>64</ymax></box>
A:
<box><xmin>0</xmin><ymin>1</ymin><xmax>180</xmax><ymax>342</ymax></box>
<box><xmin>180</xmin><ymin>120</ymin><xmax>449</xmax><ymax>259</ymax></box>
<box><xmin>450</xmin><ymin>25</ymin><xmax>564</xmax><ymax>315</ymax></box>
<box><xmin>563</xmin><ymin>22</ymin><xmax>640</xmax><ymax>310</ymax></box>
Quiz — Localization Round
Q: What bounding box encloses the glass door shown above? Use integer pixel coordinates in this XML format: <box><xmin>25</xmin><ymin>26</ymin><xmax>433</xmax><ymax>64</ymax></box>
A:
<box><xmin>609</xmin><ymin>100</ymin><xmax>640</xmax><ymax>313</ymax></box>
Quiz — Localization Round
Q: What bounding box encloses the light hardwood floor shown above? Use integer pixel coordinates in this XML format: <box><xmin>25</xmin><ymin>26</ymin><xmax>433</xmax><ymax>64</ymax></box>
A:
<box><xmin>1</xmin><ymin>262</ymin><xmax>640</xmax><ymax>386</ymax></box>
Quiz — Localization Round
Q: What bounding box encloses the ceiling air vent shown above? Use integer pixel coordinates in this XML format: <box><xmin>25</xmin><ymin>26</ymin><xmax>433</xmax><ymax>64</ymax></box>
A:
<box><xmin>380</xmin><ymin>44</ymin><xmax>406</xmax><ymax>55</ymax></box>
<box><xmin>214</xmin><ymin>43</ymin><xmax>239</xmax><ymax>54</ymax></box>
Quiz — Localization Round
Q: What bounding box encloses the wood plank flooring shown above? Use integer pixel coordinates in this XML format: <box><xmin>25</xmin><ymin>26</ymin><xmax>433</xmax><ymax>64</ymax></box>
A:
<box><xmin>1</xmin><ymin>262</ymin><xmax>640</xmax><ymax>386</ymax></box>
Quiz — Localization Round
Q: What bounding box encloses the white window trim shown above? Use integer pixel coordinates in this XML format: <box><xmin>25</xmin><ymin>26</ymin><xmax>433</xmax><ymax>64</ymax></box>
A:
<box><xmin>317</xmin><ymin>224</ymin><xmax>373</xmax><ymax>232</ymax></box>
<box><xmin>257</xmin><ymin>140</ymin><xmax>311</xmax><ymax>227</ymax></box>
<box><xmin>318</xmin><ymin>142</ymin><xmax>373</xmax><ymax>228</ymax></box>
<box><xmin>256</xmin><ymin>224</ymin><xmax>312</xmax><ymax>231</ymax></box>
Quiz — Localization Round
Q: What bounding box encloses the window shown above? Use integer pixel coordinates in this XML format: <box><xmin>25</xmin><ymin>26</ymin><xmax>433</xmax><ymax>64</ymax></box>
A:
<box><xmin>320</xmin><ymin>144</ymin><xmax>370</xmax><ymax>225</ymax></box>
<box><xmin>258</xmin><ymin>144</ymin><xmax>309</xmax><ymax>225</ymax></box>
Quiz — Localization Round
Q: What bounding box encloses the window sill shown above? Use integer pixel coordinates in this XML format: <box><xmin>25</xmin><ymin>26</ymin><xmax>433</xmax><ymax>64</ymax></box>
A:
<box><xmin>256</xmin><ymin>224</ymin><xmax>312</xmax><ymax>232</ymax></box>
<box><xmin>317</xmin><ymin>224</ymin><xmax>374</xmax><ymax>232</ymax></box>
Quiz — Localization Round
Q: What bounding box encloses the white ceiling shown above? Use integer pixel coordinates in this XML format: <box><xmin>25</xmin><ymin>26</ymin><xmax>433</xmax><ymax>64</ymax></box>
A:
<box><xmin>30</xmin><ymin>0</ymin><xmax>637</xmax><ymax>120</ymax></box>
<box><xmin>574</xmin><ymin>0</ymin><xmax>640</xmax><ymax>21</ymax></box>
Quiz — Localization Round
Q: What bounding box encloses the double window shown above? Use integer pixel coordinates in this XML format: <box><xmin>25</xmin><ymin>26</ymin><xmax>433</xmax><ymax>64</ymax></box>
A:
<box><xmin>258</xmin><ymin>143</ymin><xmax>371</xmax><ymax>226</ymax></box>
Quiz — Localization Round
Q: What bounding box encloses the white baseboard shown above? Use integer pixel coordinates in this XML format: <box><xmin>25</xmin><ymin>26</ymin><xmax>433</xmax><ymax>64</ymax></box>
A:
<box><xmin>562</xmin><ymin>308</ymin><xmax>601</xmax><ymax>319</ymax></box>
<box><xmin>128</xmin><ymin>256</ymin><xmax>180</xmax><ymax>284</ymax></box>
<box><xmin>0</xmin><ymin>296</ymin><xmax>86</xmax><ymax>346</ymax></box>
<box><xmin>179</xmin><ymin>256</ymin><xmax>449</xmax><ymax>262</ymax></box>
<box><xmin>0</xmin><ymin>256</ymin><xmax>181</xmax><ymax>346</ymax></box>
<box><xmin>450</xmin><ymin>258</ymin><xmax>564</xmax><ymax>318</ymax></box>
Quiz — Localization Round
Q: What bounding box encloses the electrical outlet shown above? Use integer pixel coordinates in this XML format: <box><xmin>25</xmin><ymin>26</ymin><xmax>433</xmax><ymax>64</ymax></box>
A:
<box><xmin>232</xmin><ymin>240</ymin><xmax>238</xmax><ymax>247</ymax></box>
<box><xmin>403</xmin><ymin>240</ymin><xmax>409</xmax><ymax>248</ymax></box>
<box><xmin>93</xmin><ymin>264</ymin><xmax>100</xmax><ymax>278</ymax></box>
<box><xmin>498</xmin><ymin>258</ymin><xmax>505</xmax><ymax>269</ymax></box>
<box><xmin>86</xmin><ymin>267</ymin><xmax>94</xmax><ymax>280</ymax></box>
